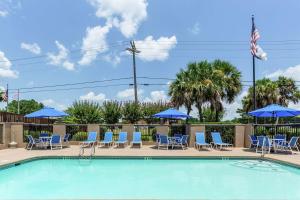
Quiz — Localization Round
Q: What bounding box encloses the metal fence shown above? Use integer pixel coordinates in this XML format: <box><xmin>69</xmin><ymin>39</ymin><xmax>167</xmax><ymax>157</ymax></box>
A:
<box><xmin>169</xmin><ymin>124</ymin><xmax>187</xmax><ymax>136</ymax></box>
<box><xmin>66</xmin><ymin>124</ymin><xmax>88</xmax><ymax>141</ymax></box>
<box><xmin>99</xmin><ymin>124</ymin><xmax>123</xmax><ymax>141</ymax></box>
<box><xmin>134</xmin><ymin>125</ymin><xmax>157</xmax><ymax>141</ymax></box>
<box><xmin>23</xmin><ymin>123</ymin><xmax>53</xmax><ymax>142</ymax></box>
<box><xmin>254</xmin><ymin>124</ymin><xmax>300</xmax><ymax>140</ymax></box>
<box><xmin>205</xmin><ymin>124</ymin><xmax>235</xmax><ymax>144</ymax></box>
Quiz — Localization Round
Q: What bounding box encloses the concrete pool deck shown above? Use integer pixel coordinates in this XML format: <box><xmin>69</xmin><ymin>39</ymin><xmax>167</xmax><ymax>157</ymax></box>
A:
<box><xmin>0</xmin><ymin>145</ymin><xmax>300</xmax><ymax>167</ymax></box>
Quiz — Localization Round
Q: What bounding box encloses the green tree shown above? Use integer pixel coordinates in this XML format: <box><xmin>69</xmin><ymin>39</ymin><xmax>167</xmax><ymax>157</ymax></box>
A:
<box><xmin>241</xmin><ymin>76</ymin><xmax>300</xmax><ymax>113</ymax></box>
<box><xmin>101</xmin><ymin>101</ymin><xmax>122</xmax><ymax>124</ymax></box>
<box><xmin>66</xmin><ymin>100</ymin><xmax>102</xmax><ymax>124</ymax></box>
<box><xmin>122</xmin><ymin>102</ymin><xmax>142</xmax><ymax>123</ymax></box>
<box><xmin>169</xmin><ymin>60</ymin><xmax>242</xmax><ymax>122</ymax></box>
<box><xmin>8</xmin><ymin>99</ymin><xmax>44</xmax><ymax>115</ymax></box>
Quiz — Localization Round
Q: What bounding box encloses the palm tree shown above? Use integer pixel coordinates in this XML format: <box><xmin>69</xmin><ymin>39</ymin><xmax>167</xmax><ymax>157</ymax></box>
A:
<box><xmin>241</xmin><ymin>77</ymin><xmax>300</xmax><ymax>113</ymax></box>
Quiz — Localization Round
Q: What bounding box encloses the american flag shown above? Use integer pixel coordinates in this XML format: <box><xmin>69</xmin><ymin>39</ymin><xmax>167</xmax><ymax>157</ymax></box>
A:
<box><xmin>250</xmin><ymin>23</ymin><xmax>260</xmax><ymax>56</ymax></box>
<box><xmin>1</xmin><ymin>88</ymin><xmax>8</xmax><ymax>102</ymax></box>
<box><xmin>250</xmin><ymin>21</ymin><xmax>267</xmax><ymax>60</ymax></box>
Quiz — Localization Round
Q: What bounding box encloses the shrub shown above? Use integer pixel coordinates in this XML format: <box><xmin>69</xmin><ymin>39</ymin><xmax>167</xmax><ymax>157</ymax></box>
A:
<box><xmin>122</xmin><ymin>102</ymin><xmax>142</xmax><ymax>124</ymax></box>
<box><xmin>65</xmin><ymin>100</ymin><xmax>103</xmax><ymax>124</ymax></box>
<box><xmin>72</xmin><ymin>131</ymin><xmax>88</xmax><ymax>141</ymax></box>
<box><xmin>101</xmin><ymin>101</ymin><xmax>122</xmax><ymax>124</ymax></box>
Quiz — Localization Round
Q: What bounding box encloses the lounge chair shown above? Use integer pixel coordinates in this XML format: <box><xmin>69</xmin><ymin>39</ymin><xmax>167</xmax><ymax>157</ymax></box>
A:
<box><xmin>173</xmin><ymin>135</ymin><xmax>189</xmax><ymax>149</ymax></box>
<box><xmin>80</xmin><ymin>132</ymin><xmax>97</xmax><ymax>148</ymax></box>
<box><xmin>278</xmin><ymin>136</ymin><xmax>299</xmax><ymax>153</ymax></box>
<box><xmin>50</xmin><ymin>134</ymin><xmax>62</xmax><ymax>150</ymax></box>
<box><xmin>195</xmin><ymin>132</ymin><xmax>211</xmax><ymax>150</ymax></box>
<box><xmin>115</xmin><ymin>132</ymin><xmax>128</xmax><ymax>148</ymax></box>
<box><xmin>131</xmin><ymin>132</ymin><xmax>142</xmax><ymax>147</ymax></box>
<box><xmin>211</xmin><ymin>132</ymin><xmax>233</xmax><ymax>150</ymax></box>
<box><xmin>26</xmin><ymin>135</ymin><xmax>42</xmax><ymax>150</ymax></box>
<box><xmin>63</xmin><ymin>133</ymin><xmax>71</xmax><ymax>147</ymax></box>
<box><xmin>158</xmin><ymin>135</ymin><xmax>171</xmax><ymax>150</ymax></box>
<box><xmin>99</xmin><ymin>132</ymin><xmax>113</xmax><ymax>147</ymax></box>
<box><xmin>256</xmin><ymin>136</ymin><xmax>272</xmax><ymax>154</ymax></box>
<box><xmin>249</xmin><ymin>135</ymin><xmax>258</xmax><ymax>148</ymax></box>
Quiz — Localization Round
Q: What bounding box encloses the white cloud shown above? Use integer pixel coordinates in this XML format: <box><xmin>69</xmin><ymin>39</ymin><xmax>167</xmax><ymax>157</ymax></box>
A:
<box><xmin>41</xmin><ymin>99</ymin><xmax>67</xmax><ymax>111</ymax></box>
<box><xmin>144</xmin><ymin>90</ymin><xmax>168</xmax><ymax>102</ymax></box>
<box><xmin>21</xmin><ymin>42</ymin><xmax>41</xmax><ymax>55</ymax></box>
<box><xmin>0</xmin><ymin>51</ymin><xmax>18</xmax><ymax>78</ymax></box>
<box><xmin>103</xmin><ymin>53</ymin><xmax>121</xmax><ymax>66</ymax></box>
<box><xmin>78</xmin><ymin>25</ymin><xmax>111</xmax><ymax>65</ymax></box>
<box><xmin>79</xmin><ymin>92</ymin><xmax>106</xmax><ymax>101</ymax></box>
<box><xmin>134</xmin><ymin>35</ymin><xmax>177</xmax><ymax>61</ymax></box>
<box><xmin>47</xmin><ymin>41</ymin><xmax>75</xmax><ymax>70</ymax></box>
<box><xmin>223</xmin><ymin>90</ymin><xmax>248</xmax><ymax>120</ymax></box>
<box><xmin>0</xmin><ymin>10</ymin><xmax>8</xmax><ymax>17</ymax></box>
<box><xmin>188</xmin><ymin>22</ymin><xmax>200</xmax><ymax>35</ymax></box>
<box><xmin>88</xmin><ymin>0</ymin><xmax>148</xmax><ymax>38</ymax></box>
<box><xmin>267</xmin><ymin>64</ymin><xmax>300</xmax><ymax>80</ymax></box>
<box><xmin>117</xmin><ymin>88</ymin><xmax>144</xmax><ymax>99</ymax></box>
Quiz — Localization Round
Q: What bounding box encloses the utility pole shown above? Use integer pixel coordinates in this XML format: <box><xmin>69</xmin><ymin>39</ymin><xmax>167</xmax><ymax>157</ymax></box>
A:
<box><xmin>126</xmin><ymin>40</ymin><xmax>140</xmax><ymax>103</ymax></box>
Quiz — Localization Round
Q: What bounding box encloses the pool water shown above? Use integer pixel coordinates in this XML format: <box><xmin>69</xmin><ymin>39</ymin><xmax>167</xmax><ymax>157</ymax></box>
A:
<box><xmin>0</xmin><ymin>158</ymin><xmax>300</xmax><ymax>199</ymax></box>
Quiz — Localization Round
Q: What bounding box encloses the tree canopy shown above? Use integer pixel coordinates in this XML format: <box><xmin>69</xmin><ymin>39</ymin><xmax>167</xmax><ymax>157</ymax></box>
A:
<box><xmin>8</xmin><ymin>99</ymin><xmax>44</xmax><ymax>115</ymax></box>
<box><xmin>169</xmin><ymin>59</ymin><xmax>242</xmax><ymax>122</ymax></box>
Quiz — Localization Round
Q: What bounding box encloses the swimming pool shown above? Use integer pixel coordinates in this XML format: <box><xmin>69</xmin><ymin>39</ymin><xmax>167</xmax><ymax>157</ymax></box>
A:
<box><xmin>0</xmin><ymin>158</ymin><xmax>300</xmax><ymax>199</ymax></box>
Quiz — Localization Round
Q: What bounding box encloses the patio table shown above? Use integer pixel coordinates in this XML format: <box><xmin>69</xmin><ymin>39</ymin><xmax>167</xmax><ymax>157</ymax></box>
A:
<box><xmin>39</xmin><ymin>136</ymin><xmax>51</xmax><ymax>149</ymax></box>
<box><xmin>168</xmin><ymin>136</ymin><xmax>181</xmax><ymax>149</ymax></box>
<box><xmin>271</xmin><ymin>138</ymin><xmax>285</xmax><ymax>153</ymax></box>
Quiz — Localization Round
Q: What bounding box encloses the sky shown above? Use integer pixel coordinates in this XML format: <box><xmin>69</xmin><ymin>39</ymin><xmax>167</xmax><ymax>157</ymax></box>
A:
<box><xmin>0</xmin><ymin>0</ymin><xmax>300</xmax><ymax>120</ymax></box>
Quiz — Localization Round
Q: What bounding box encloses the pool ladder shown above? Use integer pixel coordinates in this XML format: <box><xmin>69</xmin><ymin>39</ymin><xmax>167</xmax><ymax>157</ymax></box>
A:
<box><xmin>79</xmin><ymin>143</ymin><xmax>95</xmax><ymax>159</ymax></box>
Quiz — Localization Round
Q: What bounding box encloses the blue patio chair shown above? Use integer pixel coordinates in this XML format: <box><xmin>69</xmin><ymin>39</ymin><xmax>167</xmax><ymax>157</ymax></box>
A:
<box><xmin>249</xmin><ymin>135</ymin><xmax>258</xmax><ymax>148</ymax></box>
<box><xmin>274</xmin><ymin>134</ymin><xmax>286</xmax><ymax>146</ymax></box>
<box><xmin>26</xmin><ymin>135</ymin><xmax>42</xmax><ymax>150</ymax></box>
<box><xmin>278</xmin><ymin>136</ymin><xmax>299</xmax><ymax>153</ymax></box>
<box><xmin>174</xmin><ymin>133</ymin><xmax>183</xmax><ymax>143</ymax></box>
<box><xmin>99</xmin><ymin>132</ymin><xmax>113</xmax><ymax>147</ymax></box>
<box><xmin>131</xmin><ymin>132</ymin><xmax>142</xmax><ymax>147</ymax></box>
<box><xmin>211</xmin><ymin>132</ymin><xmax>233</xmax><ymax>150</ymax></box>
<box><xmin>158</xmin><ymin>135</ymin><xmax>170</xmax><ymax>150</ymax></box>
<box><xmin>256</xmin><ymin>136</ymin><xmax>272</xmax><ymax>154</ymax></box>
<box><xmin>39</xmin><ymin>132</ymin><xmax>50</xmax><ymax>143</ymax></box>
<box><xmin>115</xmin><ymin>132</ymin><xmax>128</xmax><ymax>148</ymax></box>
<box><xmin>173</xmin><ymin>135</ymin><xmax>189</xmax><ymax>150</ymax></box>
<box><xmin>195</xmin><ymin>132</ymin><xmax>211</xmax><ymax>150</ymax></box>
<box><xmin>80</xmin><ymin>131</ymin><xmax>97</xmax><ymax>148</ymax></box>
<box><xmin>63</xmin><ymin>133</ymin><xmax>71</xmax><ymax>147</ymax></box>
<box><xmin>49</xmin><ymin>134</ymin><xmax>62</xmax><ymax>150</ymax></box>
<box><xmin>155</xmin><ymin>133</ymin><xmax>161</xmax><ymax>148</ymax></box>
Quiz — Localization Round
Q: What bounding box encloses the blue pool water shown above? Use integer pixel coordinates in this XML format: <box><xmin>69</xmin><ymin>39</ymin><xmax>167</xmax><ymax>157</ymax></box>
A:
<box><xmin>0</xmin><ymin>158</ymin><xmax>300</xmax><ymax>199</ymax></box>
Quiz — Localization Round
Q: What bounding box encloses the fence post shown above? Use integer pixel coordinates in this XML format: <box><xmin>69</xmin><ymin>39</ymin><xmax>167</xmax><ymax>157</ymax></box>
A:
<box><xmin>10</xmin><ymin>123</ymin><xmax>24</xmax><ymax>148</ymax></box>
<box><xmin>234</xmin><ymin>125</ymin><xmax>245</xmax><ymax>147</ymax></box>
<box><xmin>122</xmin><ymin>124</ymin><xmax>134</xmax><ymax>142</ymax></box>
<box><xmin>244</xmin><ymin>124</ymin><xmax>253</xmax><ymax>148</ymax></box>
<box><xmin>53</xmin><ymin>124</ymin><xmax>66</xmax><ymax>138</ymax></box>
<box><xmin>189</xmin><ymin>125</ymin><xmax>205</xmax><ymax>147</ymax></box>
<box><xmin>87</xmin><ymin>124</ymin><xmax>100</xmax><ymax>140</ymax></box>
<box><xmin>156</xmin><ymin>125</ymin><xmax>169</xmax><ymax>136</ymax></box>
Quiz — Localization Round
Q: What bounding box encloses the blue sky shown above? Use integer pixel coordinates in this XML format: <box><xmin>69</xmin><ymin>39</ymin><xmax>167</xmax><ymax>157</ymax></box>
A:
<box><xmin>0</xmin><ymin>0</ymin><xmax>300</xmax><ymax>119</ymax></box>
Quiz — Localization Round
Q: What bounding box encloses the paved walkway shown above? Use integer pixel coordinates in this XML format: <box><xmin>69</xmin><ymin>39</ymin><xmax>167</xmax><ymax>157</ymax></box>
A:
<box><xmin>0</xmin><ymin>145</ymin><xmax>300</xmax><ymax>167</ymax></box>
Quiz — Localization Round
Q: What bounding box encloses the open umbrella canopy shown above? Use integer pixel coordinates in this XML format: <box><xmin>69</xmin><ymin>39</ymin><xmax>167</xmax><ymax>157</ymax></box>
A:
<box><xmin>25</xmin><ymin>107</ymin><xmax>69</xmax><ymax>118</ymax></box>
<box><xmin>248</xmin><ymin>104</ymin><xmax>300</xmax><ymax>118</ymax></box>
<box><xmin>153</xmin><ymin>108</ymin><xmax>191</xmax><ymax>119</ymax></box>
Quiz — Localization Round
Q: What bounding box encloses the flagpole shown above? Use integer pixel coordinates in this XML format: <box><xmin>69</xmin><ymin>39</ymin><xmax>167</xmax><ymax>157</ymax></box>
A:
<box><xmin>17</xmin><ymin>89</ymin><xmax>20</xmax><ymax>115</ymax></box>
<box><xmin>6</xmin><ymin>84</ymin><xmax>8</xmax><ymax>112</ymax></box>
<box><xmin>252</xmin><ymin>15</ymin><xmax>257</xmax><ymax>123</ymax></box>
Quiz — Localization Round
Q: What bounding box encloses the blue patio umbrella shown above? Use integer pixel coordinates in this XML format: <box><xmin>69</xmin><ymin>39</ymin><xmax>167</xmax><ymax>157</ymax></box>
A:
<box><xmin>248</xmin><ymin>104</ymin><xmax>300</xmax><ymax>118</ymax></box>
<box><xmin>153</xmin><ymin>108</ymin><xmax>191</xmax><ymax>119</ymax></box>
<box><xmin>25</xmin><ymin>107</ymin><xmax>69</xmax><ymax>118</ymax></box>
